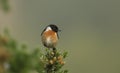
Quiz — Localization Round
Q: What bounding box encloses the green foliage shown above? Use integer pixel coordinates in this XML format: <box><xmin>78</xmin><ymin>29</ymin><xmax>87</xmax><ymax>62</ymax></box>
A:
<box><xmin>41</xmin><ymin>49</ymin><xmax>68</xmax><ymax>73</ymax></box>
<box><xmin>0</xmin><ymin>0</ymin><xmax>9</xmax><ymax>12</ymax></box>
<box><xmin>0</xmin><ymin>29</ymin><xmax>44</xmax><ymax>73</ymax></box>
<box><xmin>0</xmin><ymin>29</ymin><xmax>68</xmax><ymax>73</ymax></box>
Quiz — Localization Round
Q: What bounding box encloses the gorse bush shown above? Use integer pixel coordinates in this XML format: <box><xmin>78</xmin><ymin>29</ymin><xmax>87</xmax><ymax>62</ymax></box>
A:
<box><xmin>41</xmin><ymin>48</ymin><xmax>68</xmax><ymax>73</ymax></box>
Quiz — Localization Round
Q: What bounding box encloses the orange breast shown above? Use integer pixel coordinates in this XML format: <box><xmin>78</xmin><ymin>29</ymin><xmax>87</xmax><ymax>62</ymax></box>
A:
<box><xmin>44</xmin><ymin>30</ymin><xmax>56</xmax><ymax>37</ymax></box>
<box><xmin>41</xmin><ymin>30</ymin><xmax>58</xmax><ymax>48</ymax></box>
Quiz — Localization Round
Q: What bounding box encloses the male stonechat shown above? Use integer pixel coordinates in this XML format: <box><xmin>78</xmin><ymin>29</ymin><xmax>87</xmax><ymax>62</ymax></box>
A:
<box><xmin>41</xmin><ymin>24</ymin><xmax>60</xmax><ymax>50</ymax></box>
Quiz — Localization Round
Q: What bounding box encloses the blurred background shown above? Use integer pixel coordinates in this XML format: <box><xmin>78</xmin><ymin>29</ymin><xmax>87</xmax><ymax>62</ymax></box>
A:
<box><xmin>0</xmin><ymin>0</ymin><xmax>120</xmax><ymax>73</ymax></box>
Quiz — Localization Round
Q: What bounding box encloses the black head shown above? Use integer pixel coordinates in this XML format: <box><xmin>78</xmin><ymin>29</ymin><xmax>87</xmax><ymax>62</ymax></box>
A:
<box><xmin>41</xmin><ymin>24</ymin><xmax>60</xmax><ymax>36</ymax></box>
<box><xmin>48</xmin><ymin>24</ymin><xmax>59</xmax><ymax>32</ymax></box>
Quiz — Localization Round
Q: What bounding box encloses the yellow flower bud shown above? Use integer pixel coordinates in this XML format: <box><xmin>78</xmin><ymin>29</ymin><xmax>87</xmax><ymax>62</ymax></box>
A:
<box><xmin>60</xmin><ymin>61</ymin><xmax>65</xmax><ymax>65</ymax></box>
<box><xmin>57</xmin><ymin>55</ymin><xmax>63</xmax><ymax>60</ymax></box>
<box><xmin>49</xmin><ymin>60</ymin><xmax>54</xmax><ymax>64</ymax></box>
<box><xmin>53</xmin><ymin>57</ymin><xmax>57</xmax><ymax>61</ymax></box>
<box><xmin>51</xmin><ymin>52</ymin><xmax>54</xmax><ymax>55</ymax></box>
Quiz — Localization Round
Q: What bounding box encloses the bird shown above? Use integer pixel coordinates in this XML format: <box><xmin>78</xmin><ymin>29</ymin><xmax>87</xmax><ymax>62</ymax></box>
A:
<box><xmin>41</xmin><ymin>24</ymin><xmax>60</xmax><ymax>50</ymax></box>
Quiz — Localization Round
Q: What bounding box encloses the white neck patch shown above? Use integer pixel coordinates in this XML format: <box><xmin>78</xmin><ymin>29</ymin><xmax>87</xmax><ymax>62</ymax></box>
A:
<box><xmin>46</xmin><ymin>26</ymin><xmax>52</xmax><ymax>31</ymax></box>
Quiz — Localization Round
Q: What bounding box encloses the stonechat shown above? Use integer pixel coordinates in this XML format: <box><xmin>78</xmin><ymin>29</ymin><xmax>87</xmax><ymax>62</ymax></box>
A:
<box><xmin>41</xmin><ymin>24</ymin><xmax>60</xmax><ymax>50</ymax></box>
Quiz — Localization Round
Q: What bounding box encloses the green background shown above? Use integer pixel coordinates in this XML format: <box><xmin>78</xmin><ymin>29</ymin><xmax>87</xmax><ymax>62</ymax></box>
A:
<box><xmin>0</xmin><ymin>0</ymin><xmax>120</xmax><ymax>73</ymax></box>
